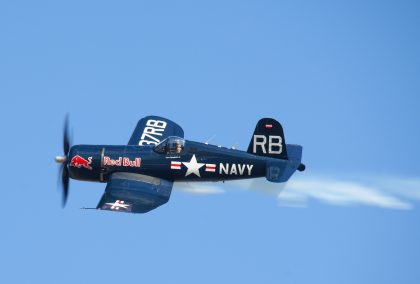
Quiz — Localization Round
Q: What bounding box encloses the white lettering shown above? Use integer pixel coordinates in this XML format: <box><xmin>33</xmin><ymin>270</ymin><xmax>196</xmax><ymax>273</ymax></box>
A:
<box><xmin>219</xmin><ymin>163</ymin><xmax>254</xmax><ymax>176</ymax></box>
<box><xmin>141</xmin><ymin>132</ymin><xmax>161</xmax><ymax>143</ymax></box>
<box><xmin>253</xmin><ymin>135</ymin><xmax>266</xmax><ymax>154</ymax></box>
<box><xmin>268</xmin><ymin>136</ymin><xmax>282</xmax><ymax>154</ymax></box>
<box><xmin>220</xmin><ymin>163</ymin><xmax>229</xmax><ymax>175</ymax></box>
<box><xmin>246</xmin><ymin>164</ymin><xmax>254</xmax><ymax>175</ymax></box>
<box><xmin>143</xmin><ymin>126</ymin><xmax>164</xmax><ymax>137</ymax></box>
<box><xmin>230</xmin><ymin>164</ymin><xmax>237</xmax><ymax>175</ymax></box>
<box><xmin>146</xmin><ymin>120</ymin><xmax>167</xmax><ymax>129</ymax></box>
<box><xmin>139</xmin><ymin>139</ymin><xmax>158</xmax><ymax>146</ymax></box>
<box><xmin>138</xmin><ymin>120</ymin><xmax>167</xmax><ymax>146</ymax></box>
<box><xmin>238</xmin><ymin>164</ymin><xmax>246</xmax><ymax>175</ymax></box>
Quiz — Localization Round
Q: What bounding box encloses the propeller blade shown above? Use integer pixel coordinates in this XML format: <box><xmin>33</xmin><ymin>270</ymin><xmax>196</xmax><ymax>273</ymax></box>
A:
<box><xmin>58</xmin><ymin>115</ymin><xmax>72</xmax><ymax>207</ymax></box>
<box><xmin>63</xmin><ymin>114</ymin><xmax>70</xmax><ymax>155</ymax></box>
<box><xmin>62</xmin><ymin>165</ymin><xmax>69</xmax><ymax>207</ymax></box>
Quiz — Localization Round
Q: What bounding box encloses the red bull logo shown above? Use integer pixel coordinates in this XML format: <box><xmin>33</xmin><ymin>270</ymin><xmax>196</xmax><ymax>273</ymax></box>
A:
<box><xmin>103</xmin><ymin>156</ymin><xmax>141</xmax><ymax>168</ymax></box>
<box><xmin>70</xmin><ymin>155</ymin><xmax>93</xmax><ymax>170</ymax></box>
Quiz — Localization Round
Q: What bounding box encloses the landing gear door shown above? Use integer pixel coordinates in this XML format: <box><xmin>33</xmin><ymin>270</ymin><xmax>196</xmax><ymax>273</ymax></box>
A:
<box><xmin>99</xmin><ymin>147</ymin><xmax>109</xmax><ymax>182</ymax></box>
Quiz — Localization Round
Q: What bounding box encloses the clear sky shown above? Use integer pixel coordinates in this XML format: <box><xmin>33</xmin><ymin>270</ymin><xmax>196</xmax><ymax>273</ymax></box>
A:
<box><xmin>1</xmin><ymin>1</ymin><xmax>419</xmax><ymax>283</ymax></box>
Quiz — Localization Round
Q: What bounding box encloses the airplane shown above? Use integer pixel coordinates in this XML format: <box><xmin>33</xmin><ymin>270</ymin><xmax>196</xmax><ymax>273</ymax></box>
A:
<box><xmin>55</xmin><ymin>116</ymin><xmax>305</xmax><ymax>213</ymax></box>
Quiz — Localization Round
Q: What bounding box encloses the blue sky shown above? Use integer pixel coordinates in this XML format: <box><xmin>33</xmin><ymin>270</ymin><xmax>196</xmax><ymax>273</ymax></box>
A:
<box><xmin>1</xmin><ymin>1</ymin><xmax>420</xmax><ymax>283</ymax></box>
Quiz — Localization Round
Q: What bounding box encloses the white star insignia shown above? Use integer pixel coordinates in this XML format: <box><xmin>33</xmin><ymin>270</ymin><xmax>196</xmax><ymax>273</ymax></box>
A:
<box><xmin>105</xmin><ymin>200</ymin><xmax>130</xmax><ymax>210</ymax></box>
<box><xmin>182</xmin><ymin>154</ymin><xmax>205</xmax><ymax>177</ymax></box>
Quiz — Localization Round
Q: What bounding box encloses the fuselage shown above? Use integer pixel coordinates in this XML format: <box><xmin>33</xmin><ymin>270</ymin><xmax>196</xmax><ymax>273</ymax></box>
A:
<box><xmin>68</xmin><ymin>140</ymin><xmax>269</xmax><ymax>183</ymax></box>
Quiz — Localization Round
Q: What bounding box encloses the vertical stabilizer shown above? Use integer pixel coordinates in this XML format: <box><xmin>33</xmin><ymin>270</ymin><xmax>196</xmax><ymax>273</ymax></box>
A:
<box><xmin>247</xmin><ymin>118</ymin><xmax>288</xmax><ymax>160</ymax></box>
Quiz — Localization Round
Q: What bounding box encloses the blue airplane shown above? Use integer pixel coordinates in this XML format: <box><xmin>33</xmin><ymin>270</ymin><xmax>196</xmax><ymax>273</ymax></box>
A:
<box><xmin>55</xmin><ymin>116</ymin><xmax>305</xmax><ymax>213</ymax></box>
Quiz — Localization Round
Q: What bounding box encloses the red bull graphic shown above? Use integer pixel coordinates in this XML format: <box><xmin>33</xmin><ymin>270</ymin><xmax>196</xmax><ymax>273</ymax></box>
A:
<box><xmin>70</xmin><ymin>155</ymin><xmax>93</xmax><ymax>170</ymax></box>
<box><xmin>103</xmin><ymin>156</ymin><xmax>141</xmax><ymax>168</ymax></box>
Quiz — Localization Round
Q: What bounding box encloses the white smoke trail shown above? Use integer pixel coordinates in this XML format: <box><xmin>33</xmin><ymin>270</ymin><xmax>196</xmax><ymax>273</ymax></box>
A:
<box><xmin>174</xmin><ymin>175</ymin><xmax>420</xmax><ymax>210</ymax></box>
<box><xmin>174</xmin><ymin>182</ymin><xmax>225</xmax><ymax>195</ymax></box>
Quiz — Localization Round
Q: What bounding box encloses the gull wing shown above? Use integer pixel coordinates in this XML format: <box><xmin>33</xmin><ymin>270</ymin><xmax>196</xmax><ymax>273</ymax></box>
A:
<box><xmin>128</xmin><ymin>115</ymin><xmax>184</xmax><ymax>146</ymax></box>
<box><xmin>96</xmin><ymin>172</ymin><xmax>173</xmax><ymax>213</ymax></box>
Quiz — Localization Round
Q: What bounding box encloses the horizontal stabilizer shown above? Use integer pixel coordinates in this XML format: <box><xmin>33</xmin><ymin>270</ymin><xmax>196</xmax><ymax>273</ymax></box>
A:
<box><xmin>266</xmin><ymin>146</ymin><xmax>303</xmax><ymax>182</ymax></box>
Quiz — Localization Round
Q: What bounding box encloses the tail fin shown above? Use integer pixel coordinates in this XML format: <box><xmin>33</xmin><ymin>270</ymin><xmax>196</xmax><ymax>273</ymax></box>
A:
<box><xmin>247</xmin><ymin>118</ymin><xmax>288</xmax><ymax>160</ymax></box>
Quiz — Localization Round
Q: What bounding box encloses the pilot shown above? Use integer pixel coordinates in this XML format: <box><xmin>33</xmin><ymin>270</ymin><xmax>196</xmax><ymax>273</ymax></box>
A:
<box><xmin>175</xmin><ymin>141</ymin><xmax>183</xmax><ymax>154</ymax></box>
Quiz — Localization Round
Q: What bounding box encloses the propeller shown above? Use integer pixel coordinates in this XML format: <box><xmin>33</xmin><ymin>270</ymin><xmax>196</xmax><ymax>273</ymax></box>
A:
<box><xmin>55</xmin><ymin>115</ymin><xmax>72</xmax><ymax>207</ymax></box>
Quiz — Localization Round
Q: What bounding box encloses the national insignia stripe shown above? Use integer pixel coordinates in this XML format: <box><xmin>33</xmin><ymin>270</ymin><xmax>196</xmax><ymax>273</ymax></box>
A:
<box><xmin>205</xmin><ymin>164</ymin><xmax>216</xmax><ymax>172</ymax></box>
<box><xmin>171</xmin><ymin>161</ymin><xmax>182</xmax><ymax>170</ymax></box>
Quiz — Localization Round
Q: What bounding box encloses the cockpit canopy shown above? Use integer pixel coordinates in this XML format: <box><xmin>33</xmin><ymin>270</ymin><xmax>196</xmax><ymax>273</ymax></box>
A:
<box><xmin>154</xmin><ymin>136</ymin><xmax>185</xmax><ymax>154</ymax></box>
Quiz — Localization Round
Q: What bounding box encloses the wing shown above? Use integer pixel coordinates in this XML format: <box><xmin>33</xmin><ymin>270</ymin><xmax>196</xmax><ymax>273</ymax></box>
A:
<box><xmin>128</xmin><ymin>115</ymin><xmax>184</xmax><ymax>146</ymax></box>
<box><xmin>96</xmin><ymin>172</ymin><xmax>173</xmax><ymax>213</ymax></box>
